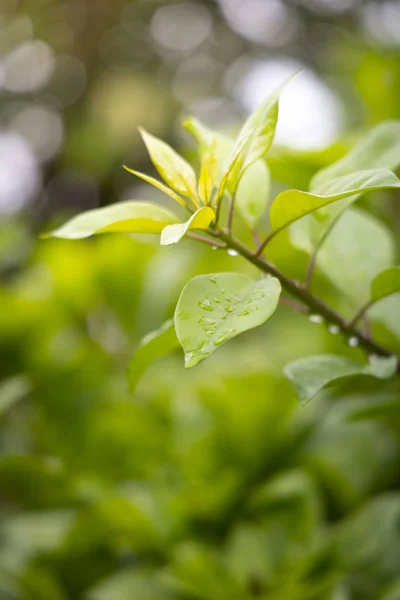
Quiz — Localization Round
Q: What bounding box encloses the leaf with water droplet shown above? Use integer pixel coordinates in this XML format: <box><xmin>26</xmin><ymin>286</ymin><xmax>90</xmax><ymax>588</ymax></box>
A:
<box><xmin>284</xmin><ymin>354</ymin><xmax>397</xmax><ymax>405</ymax></box>
<box><xmin>174</xmin><ymin>273</ymin><xmax>281</xmax><ymax>367</ymax></box>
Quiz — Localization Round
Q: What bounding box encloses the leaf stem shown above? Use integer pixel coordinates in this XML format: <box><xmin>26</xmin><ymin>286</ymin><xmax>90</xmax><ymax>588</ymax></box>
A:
<box><xmin>227</xmin><ymin>193</ymin><xmax>236</xmax><ymax>234</ymax></box>
<box><xmin>186</xmin><ymin>232</ymin><xmax>227</xmax><ymax>248</ymax></box>
<box><xmin>349</xmin><ymin>300</ymin><xmax>374</xmax><ymax>327</ymax></box>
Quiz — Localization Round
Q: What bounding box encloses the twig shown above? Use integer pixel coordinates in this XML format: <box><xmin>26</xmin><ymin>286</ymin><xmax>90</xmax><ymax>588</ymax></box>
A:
<box><xmin>186</xmin><ymin>232</ymin><xmax>227</xmax><ymax>248</ymax></box>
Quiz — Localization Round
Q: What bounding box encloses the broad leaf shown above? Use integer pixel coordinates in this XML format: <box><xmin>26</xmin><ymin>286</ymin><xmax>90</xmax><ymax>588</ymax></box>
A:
<box><xmin>198</xmin><ymin>140</ymin><xmax>218</xmax><ymax>205</ymax></box>
<box><xmin>42</xmin><ymin>201</ymin><xmax>180</xmax><ymax>240</ymax></box>
<box><xmin>236</xmin><ymin>159</ymin><xmax>271</xmax><ymax>229</ymax></box>
<box><xmin>175</xmin><ymin>273</ymin><xmax>281</xmax><ymax>367</ymax></box>
<box><xmin>270</xmin><ymin>169</ymin><xmax>400</xmax><ymax>234</ymax></box>
<box><xmin>123</xmin><ymin>166</ymin><xmax>188</xmax><ymax>207</ymax></box>
<box><xmin>311</xmin><ymin>120</ymin><xmax>400</xmax><ymax>190</ymax></box>
<box><xmin>312</xmin><ymin>208</ymin><xmax>395</xmax><ymax>306</ymax></box>
<box><xmin>228</xmin><ymin>75</ymin><xmax>295</xmax><ymax>190</ymax></box>
<box><xmin>371</xmin><ymin>266</ymin><xmax>400</xmax><ymax>304</ymax></box>
<box><xmin>160</xmin><ymin>207</ymin><xmax>215</xmax><ymax>246</ymax></box>
<box><xmin>127</xmin><ymin>320</ymin><xmax>180</xmax><ymax>393</ymax></box>
<box><xmin>290</xmin><ymin>121</ymin><xmax>400</xmax><ymax>254</ymax></box>
<box><xmin>140</xmin><ymin>128</ymin><xmax>199</xmax><ymax>206</ymax></box>
<box><xmin>285</xmin><ymin>354</ymin><xmax>397</xmax><ymax>404</ymax></box>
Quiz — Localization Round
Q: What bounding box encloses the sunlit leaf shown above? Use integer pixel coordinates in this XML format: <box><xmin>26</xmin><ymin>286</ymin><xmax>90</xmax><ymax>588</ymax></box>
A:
<box><xmin>160</xmin><ymin>207</ymin><xmax>215</xmax><ymax>246</ymax></box>
<box><xmin>123</xmin><ymin>166</ymin><xmax>188</xmax><ymax>207</ymax></box>
<box><xmin>270</xmin><ymin>169</ymin><xmax>400</xmax><ymax>235</ymax></box>
<box><xmin>212</xmin><ymin>133</ymin><xmax>251</xmax><ymax>207</ymax></box>
<box><xmin>370</xmin><ymin>267</ymin><xmax>400</xmax><ymax>304</ymax></box>
<box><xmin>227</xmin><ymin>74</ymin><xmax>296</xmax><ymax>191</ymax></box>
<box><xmin>175</xmin><ymin>273</ymin><xmax>281</xmax><ymax>367</ymax></box>
<box><xmin>236</xmin><ymin>160</ymin><xmax>271</xmax><ymax>229</ymax></box>
<box><xmin>311</xmin><ymin>120</ymin><xmax>400</xmax><ymax>190</ymax></box>
<box><xmin>140</xmin><ymin>128</ymin><xmax>199</xmax><ymax>206</ymax></box>
<box><xmin>127</xmin><ymin>319</ymin><xmax>179</xmax><ymax>393</ymax></box>
<box><xmin>284</xmin><ymin>354</ymin><xmax>397</xmax><ymax>404</ymax></box>
<box><xmin>198</xmin><ymin>140</ymin><xmax>219</xmax><ymax>205</ymax></box>
<box><xmin>42</xmin><ymin>201</ymin><xmax>180</xmax><ymax>240</ymax></box>
<box><xmin>290</xmin><ymin>121</ymin><xmax>400</xmax><ymax>254</ymax></box>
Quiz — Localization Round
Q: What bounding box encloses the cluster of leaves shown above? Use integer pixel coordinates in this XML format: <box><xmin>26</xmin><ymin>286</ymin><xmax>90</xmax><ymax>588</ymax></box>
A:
<box><xmin>2</xmin><ymin>231</ymin><xmax>400</xmax><ymax>600</ymax></box>
<box><xmin>44</xmin><ymin>77</ymin><xmax>400</xmax><ymax>402</ymax></box>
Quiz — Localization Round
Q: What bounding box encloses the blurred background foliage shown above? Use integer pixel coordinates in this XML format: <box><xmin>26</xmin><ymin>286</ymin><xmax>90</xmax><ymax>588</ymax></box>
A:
<box><xmin>1</xmin><ymin>0</ymin><xmax>400</xmax><ymax>598</ymax></box>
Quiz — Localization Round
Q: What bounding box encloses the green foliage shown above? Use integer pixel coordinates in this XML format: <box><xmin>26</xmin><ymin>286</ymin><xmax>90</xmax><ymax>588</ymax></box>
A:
<box><xmin>160</xmin><ymin>207</ymin><xmax>215</xmax><ymax>246</ymax></box>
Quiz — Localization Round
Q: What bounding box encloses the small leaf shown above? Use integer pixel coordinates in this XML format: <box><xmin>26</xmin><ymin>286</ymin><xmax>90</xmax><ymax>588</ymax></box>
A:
<box><xmin>123</xmin><ymin>166</ymin><xmax>188</xmax><ymax>207</ymax></box>
<box><xmin>175</xmin><ymin>273</ymin><xmax>281</xmax><ymax>368</ymax></box>
<box><xmin>236</xmin><ymin>160</ymin><xmax>271</xmax><ymax>229</ymax></box>
<box><xmin>284</xmin><ymin>354</ymin><xmax>398</xmax><ymax>405</ymax></box>
<box><xmin>198</xmin><ymin>140</ymin><xmax>219</xmax><ymax>205</ymax></box>
<box><xmin>212</xmin><ymin>133</ymin><xmax>251</xmax><ymax>207</ymax></box>
<box><xmin>371</xmin><ymin>266</ymin><xmax>400</xmax><ymax>303</ymax></box>
<box><xmin>127</xmin><ymin>319</ymin><xmax>179</xmax><ymax>393</ymax></box>
<box><xmin>270</xmin><ymin>169</ymin><xmax>400</xmax><ymax>234</ymax></box>
<box><xmin>227</xmin><ymin>74</ymin><xmax>296</xmax><ymax>191</ymax></box>
<box><xmin>42</xmin><ymin>201</ymin><xmax>180</xmax><ymax>240</ymax></box>
<box><xmin>140</xmin><ymin>128</ymin><xmax>199</xmax><ymax>206</ymax></box>
<box><xmin>160</xmin><ymin>207</ymin><xmax>215</xmax><ymax>246</ymax></box>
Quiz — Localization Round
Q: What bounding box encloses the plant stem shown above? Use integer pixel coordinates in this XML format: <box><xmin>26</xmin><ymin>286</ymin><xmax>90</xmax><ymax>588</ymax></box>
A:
<box><xmin>349</xmin><ymin>300</ymin><xmax>374</xmax><ymax>327</ymax></box>
<box><xmin>216</xmin><ymin>230</ymin><xmax>400</xmax><ymax>370</ymax></box>
<box><xmin>227</xmin><ymin>194</ymin><xmax>236</xmax><ymax>234</ymax></box>
<box><xmin>186</xmin><ymin>232</ymin><xmax>227</xmax><ymax>248</ymax></box>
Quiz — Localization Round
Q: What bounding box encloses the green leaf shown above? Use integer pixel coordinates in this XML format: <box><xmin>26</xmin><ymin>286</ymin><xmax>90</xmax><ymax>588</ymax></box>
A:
<box><xmin>290</xmin><ymin>121</ymin><xmax>400</xmax><ymax>255</ymax></box>
<box><xmin>311</xmin><ymin>208</ymin><xmax>395</xmax><ymax>306</ymax></box>
<box><xmin>123</xmin><ymin>166</ymin><xmax>188</xmax><ymax>208</ymax></box>
<box><xmin>228</xmin><ymin>75</ymin><xmax>296</xmax><ymax>190</ymax></box>
<box><xmin>174</xmin><ymin>273</ymin><xmax>281</xmax><ymax>368</ymax></box>
<box><xmin>371</xmin><ymin>266</ymin><xmax>400</xmax><ymax>304</ymax></box>
<box><xmin>236</xmin><ymin>159</ymin><xmax>271</xmax><ymax>229</ymax></box>
<box><xmin>198</xmin><ymin>140</ymin><xmax>219</xmax><ymax>205</ymax></box>
<box><xmin>127</xmin><ymin>320</ymin><xmax>180</xmax><ymax>393</ymax></box>
<box><xmin>284</xmin><ymin>354</ymin><xmax>397</xmax><ymax>405</ymax></box>
<box><xmin>212</xmin><ymin>132</ymin><xmax>251</xmax><ymax>207</ymax></box>
<box><xmin>160</xmin><ymin>207</ymin><xmax>215</xmax><ymax>246</ymax></box>
<box><xmin>139</xmin><ymin>128</ymin><xmax>199</xmax><ymax>206</ymax></box>
<box><xmin>311</xmin><ymin>120</ymin><xmax>400</xmax><ymax>190</ymax></box>
<box><xmin>42</xmin><ymin>202</ymin><xmax>180</xmax><ymax>240</ymax></box>
<box><xmin>270</xmin><ymin>169</ymin><xmax>400</xmax><ymax>235</ymax></box>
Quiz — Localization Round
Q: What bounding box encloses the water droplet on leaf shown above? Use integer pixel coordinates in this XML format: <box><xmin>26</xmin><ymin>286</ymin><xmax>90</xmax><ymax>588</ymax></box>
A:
<box><xmin>348</xmin><ymin>336</ymin><xmax>359</xmax><ymax>347</ymax></box>
<box><xmin>227</xmin><ymin>249</ymin><xmax>238</xmax><ymax>257</ymax></box>
<box><xmin>198</xmin><ymin>299</ymin><xmax>213</xmax><ymax>312</ymax></box>
<box><xmin>328</xmin><ymin>324</ymin><xmax>340</xmax><ymax>335</ymax></box>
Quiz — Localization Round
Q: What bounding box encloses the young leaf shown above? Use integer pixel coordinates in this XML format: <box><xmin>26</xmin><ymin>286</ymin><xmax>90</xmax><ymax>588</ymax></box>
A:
<box><xmin>212</xmin><ymin>133</ymin><xmax>251</xmax><ymax>207</ymax></box>
<box><xmin>284</xmin><ymin>354</ymin><xmax>397</xmax><ymax>405</ymax></box>
<box><xmin>123</xmin><ymin>166</ymin><xmax>188</xmax><ymax>208</ymax></box>
<box><xmin>371</xmin><ymin>266</ymin><xmax>400</xmax><ymax>304</ymax></box>
<box><xmin>270</xmin><ymin>169</ymin><xmax>400</xmax><ymax>235</ymax></box>
<box><xmin>41</xmin><ymin>201</ymin><xmax>180</xmax><ymax>240</ymax></box>
<box><xmin>198</xmin><ymin>140</ymin><xmax>218</xmax><ymax>205</ymax></box>
<box><xmin>227</xmin><ymin>74</ymin><xmax>296</xmax><ymax>191</ymax></box>
<box><xmin>139</xmin><ymin>128</ymin><xmax>199</xmax><ymax>206</ymax></box>
<box><xmin>175</xmin><ymin>273</ymin><xmax>281</xmax><ymax>368</ymax></box>
<box><xmin>236</xmin><ymin>160</ymin><xmax>271</xmax><ymax>229</ymax></box>
<box><xmin>160</xmin><ymin>207</ymin><xmax>215</xmax><ymax>246</ymax></box>
<box><xmin>127</xmin><ymin>319</ymin><xmax>180</xmax><ymax>393</ymax></box>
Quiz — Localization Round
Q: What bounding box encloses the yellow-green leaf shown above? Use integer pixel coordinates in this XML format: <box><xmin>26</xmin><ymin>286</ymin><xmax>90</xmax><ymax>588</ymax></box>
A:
<box><xmin>198</xmin><ymin>140</ymin><xmax>218</xmax><ymax>205</ymax></box>
<box><xmin>140</xmin><ymin>128</ymin><xmax>199</xmax><ymax>206</ymax></box>
<box><xmin>212</xmin><ymin>133</ymin><xmax>251</xmax><ymax>207</ymax></box>
<box><xmin>371</xmin><ymin>266</ymin><xmax>400</xmax><ymax>303</ymax></box>
<box><xmin>160</xmin><ymin>206</ymin><xmax>215</xmax><ymax>246</ymax></box>
<box><xmin>42</xmin><ymin>201</ymin><xmax>180</xmax><ymax>240</ymax></box>
<box><xmin>227</xmin><ymin>74</ymin><xmax>296</xmax><ymax>191</ymax></box>
<box><xmin>123</xmin><ymin>166</ymin><xmax>188</xmax><ymax>207</ymax></box>
<box><xmin>270</xmin><ymin>169</ymin><xmax>400</xmax><ymax>235</ymax></box>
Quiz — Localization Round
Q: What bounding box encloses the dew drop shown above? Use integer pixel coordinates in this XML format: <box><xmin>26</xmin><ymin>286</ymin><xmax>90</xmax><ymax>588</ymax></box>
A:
<box><xmin>238</xmin><ymin>309</ymin><xmax>249</xmax><ymax>316</ymax></box>
<box><xmin>309</xmin><ymin>314</ymin><xmax>323</xmax><ymax>324</ymax></box>
<box><xmin>227</xmin><ymin>249</ymin><xmax>239</xmax><ymax>257</ymax></box>
<box><xmin>198</xmin><ymin>299</ymin><xmax>213</xmax><ymax>312</ymax></box>
<box><xmin>328</xmin><ymin>324</ymin><xmax>340</xmax><ymax>335</ymax></box>
<box><xmin>212</xmin><ymin>246</ymin><xmax>218</xmax><ymax>251</ymax></box>
<box><xmin>224</xmin><ymin>306</ymin><xmax>234</xmax><ymax>313</ymax></box>
<box><xmin>208</xmin><ymin>276</ymin><xmax>217</xmax><ymax>284</ymax></box>
<box><xmin>348</xmin><ymin>336</ymin><xmax>359</xmax><ymax>347</ymax></box>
